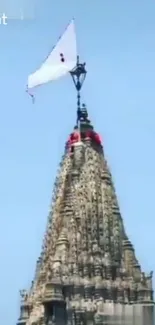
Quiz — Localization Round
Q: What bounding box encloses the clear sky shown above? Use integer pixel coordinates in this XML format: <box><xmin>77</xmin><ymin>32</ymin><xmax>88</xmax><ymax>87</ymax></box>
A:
<box><xmin>0</xmin><ymin>0</ymin><xmax>155</xmax><ymax>323</ymax></box>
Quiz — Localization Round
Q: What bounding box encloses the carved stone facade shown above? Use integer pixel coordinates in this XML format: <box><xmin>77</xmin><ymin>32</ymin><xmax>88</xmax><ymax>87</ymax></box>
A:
<box><xmin>16</xmin><ymin>108</ymin><xmax>154</xmax><ymax>325</ymax></box>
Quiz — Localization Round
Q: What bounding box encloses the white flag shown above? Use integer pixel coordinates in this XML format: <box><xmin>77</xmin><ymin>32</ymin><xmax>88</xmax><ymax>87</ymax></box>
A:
<box><xmin>27</xmin><ymin>19</ymin><xmax>77</xmax><ymax>89</ymax></box>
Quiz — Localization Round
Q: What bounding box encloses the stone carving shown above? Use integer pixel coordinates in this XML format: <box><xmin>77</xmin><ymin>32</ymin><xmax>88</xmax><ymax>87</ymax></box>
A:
<box><xmin>16</xmin><ymin>109</ymin><xmax>154</xmax><ymax>325</ymax></box>
<box><xmin>20</xmin><ymin>289</ymin><xmax>28</xmax><ymax>302</ymax></box>
<box><xmin>26</xmin><ymin>302</ymin><xmax>44</xmax><ymax>325</ymax></box>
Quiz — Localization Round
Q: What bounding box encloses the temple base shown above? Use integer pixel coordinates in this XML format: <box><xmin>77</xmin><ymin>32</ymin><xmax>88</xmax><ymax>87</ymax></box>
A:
<box><xmin>40</xmin><ymin>302</ymin><xmax>155</xmax><ymax>325</ymax></box>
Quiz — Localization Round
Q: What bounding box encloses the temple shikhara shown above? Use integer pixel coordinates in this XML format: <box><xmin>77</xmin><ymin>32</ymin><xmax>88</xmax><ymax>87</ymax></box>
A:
<box><xmin>17</xmin><ymin>20</ymin><xmax>154</xmax><ymax>325</ymax></box>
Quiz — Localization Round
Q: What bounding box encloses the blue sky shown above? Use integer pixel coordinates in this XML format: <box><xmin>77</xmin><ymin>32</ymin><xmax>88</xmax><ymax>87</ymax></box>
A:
<box><xmin>0</xmin><ymin>0</ymin><xmax>155</xmax><ymax>323</ymax></box>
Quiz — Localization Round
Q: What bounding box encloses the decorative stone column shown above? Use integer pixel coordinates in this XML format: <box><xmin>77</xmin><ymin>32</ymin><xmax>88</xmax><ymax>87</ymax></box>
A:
<box><xmin>17</xmin><ymin>290</ymin><xmax>29</xmax><ymax>325</ymax></box>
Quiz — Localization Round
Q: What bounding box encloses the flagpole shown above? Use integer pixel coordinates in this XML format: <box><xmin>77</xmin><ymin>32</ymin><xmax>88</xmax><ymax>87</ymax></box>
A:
<box><xmin>70</xmin><ymin>56</ymin><xmax>87</xmax><ymax>142</ymax></box>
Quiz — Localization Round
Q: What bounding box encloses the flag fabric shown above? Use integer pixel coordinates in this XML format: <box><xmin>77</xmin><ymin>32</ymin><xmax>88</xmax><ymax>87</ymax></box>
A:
<box><xmin>27</xmin><ymin>19</ymin><xmax>77</xmax><ymax>90</ymax></box>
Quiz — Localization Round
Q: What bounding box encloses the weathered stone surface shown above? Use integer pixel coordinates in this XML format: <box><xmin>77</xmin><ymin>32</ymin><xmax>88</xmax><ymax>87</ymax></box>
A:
<box><xmin>16</xmin><ymin>108</ymin><xmax>154</xmax><ymax>325</ymax></box>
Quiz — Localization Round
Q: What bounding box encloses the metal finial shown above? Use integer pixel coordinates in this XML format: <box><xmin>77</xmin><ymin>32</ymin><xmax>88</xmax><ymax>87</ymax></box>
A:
<box><xmin>70</xmin><ymin>56</ymin><xmax>87</xmax><ymax>119</ymax></box>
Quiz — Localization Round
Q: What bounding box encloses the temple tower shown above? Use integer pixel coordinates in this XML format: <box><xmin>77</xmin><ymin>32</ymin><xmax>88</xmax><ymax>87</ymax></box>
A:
<box><xmin>16</xmin><ymin>60</ymin><xmax>154</xmax><ymax>325</ymax></box>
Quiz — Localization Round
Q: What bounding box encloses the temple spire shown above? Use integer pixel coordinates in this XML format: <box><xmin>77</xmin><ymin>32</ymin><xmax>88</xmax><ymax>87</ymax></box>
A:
<box><xmin>18</xmin><ymin>21</ymin><xmax>154</xmax><ymax>325</ymax></box>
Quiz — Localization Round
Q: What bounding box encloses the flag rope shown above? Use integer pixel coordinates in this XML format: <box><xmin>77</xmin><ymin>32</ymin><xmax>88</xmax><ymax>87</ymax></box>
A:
<box><xmin>26</xmin><ymin>85</ymin><xmax>35</xmax><ymax>103</ymax></box>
